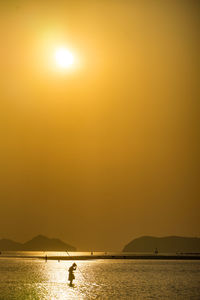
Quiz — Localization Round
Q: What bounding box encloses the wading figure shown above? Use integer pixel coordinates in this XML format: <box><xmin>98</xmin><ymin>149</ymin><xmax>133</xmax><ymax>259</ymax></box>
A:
<box><xmin>68</xmin><ymin>263</ymin><xmax>77</xmax><ymax>286</ymax></box>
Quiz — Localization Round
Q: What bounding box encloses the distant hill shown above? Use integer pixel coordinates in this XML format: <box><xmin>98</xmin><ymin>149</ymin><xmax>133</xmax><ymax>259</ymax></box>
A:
<box><xmin>123</xmin><ymin>236</ymin><xmax>200</xmax><ymax>253</ymax></box>
<box><xmin>22</xmin><ymin>235</ymin><xmax>76</xmax><ymax>251</ymax></box>
<box><xmin>0</xmin><ymin>235</ymin><xmax>76</xmax><ymax>251</ymax></box>
<box><xmin>0</xmin><ymin>239</ymin><xmax>22</xmax><ymax>251</ymax></box>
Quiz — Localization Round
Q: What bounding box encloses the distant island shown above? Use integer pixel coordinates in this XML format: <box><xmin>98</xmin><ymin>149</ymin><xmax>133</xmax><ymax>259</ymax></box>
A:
<box><xmin>123</xmin><ymin>236</ymin><xmax>200</xmax><ymax>253</ymax></box>
<box><xmin>0</xmin><ymin>235</ymin><xmax>76</xmax><ymax>251</ymax></box>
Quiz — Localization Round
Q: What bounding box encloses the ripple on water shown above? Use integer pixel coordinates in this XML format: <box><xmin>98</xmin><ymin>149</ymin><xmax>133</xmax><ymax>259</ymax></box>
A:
<box><xmin>0</xmin><ymin>259</ymin><xmax>200</xmax><ymax>299</ymax></box>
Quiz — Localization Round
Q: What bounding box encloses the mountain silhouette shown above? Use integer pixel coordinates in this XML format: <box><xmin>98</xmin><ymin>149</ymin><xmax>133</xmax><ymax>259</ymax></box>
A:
<box><xmin>0</xmin><ymin>235</ymin><xmax>76</xmax><ymax>251</ymax></box>
<box><xmin>123</xmin><ymin>236</ymin><xmax>200</xmax><ymax>253</ymax></box>
<box><xmin>0</xmin><ymin>238</ymin><xmax>21</xmax><ymax>251</ymax></box>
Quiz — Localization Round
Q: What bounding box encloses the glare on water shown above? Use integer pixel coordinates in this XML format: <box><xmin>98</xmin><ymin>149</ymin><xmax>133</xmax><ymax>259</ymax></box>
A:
<box><xmin>0</xmin><ymin>257</ymin><xmax>200</xmax><ymax>299</ymax></box>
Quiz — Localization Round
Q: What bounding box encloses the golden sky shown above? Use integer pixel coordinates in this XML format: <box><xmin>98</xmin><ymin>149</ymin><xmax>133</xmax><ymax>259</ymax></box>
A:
<box><xmin>0</xmin><ymin>0</ymin><xmax>199</xmax><ymax>250</ymax></box>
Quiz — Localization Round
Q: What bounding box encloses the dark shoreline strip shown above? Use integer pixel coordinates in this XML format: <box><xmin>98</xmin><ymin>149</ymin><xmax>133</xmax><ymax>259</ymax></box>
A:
<box><xmin>1</xmin><ymin>255</ymin><xmax>200</xmax><ymax>260</ymax></box>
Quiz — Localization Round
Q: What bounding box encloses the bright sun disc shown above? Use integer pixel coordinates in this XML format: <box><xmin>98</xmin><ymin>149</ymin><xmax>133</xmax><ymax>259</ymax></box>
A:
<box><xmin>55</xmin><ymin>48</ymin><xmax>74</xmax><ymax>68</ymax></box>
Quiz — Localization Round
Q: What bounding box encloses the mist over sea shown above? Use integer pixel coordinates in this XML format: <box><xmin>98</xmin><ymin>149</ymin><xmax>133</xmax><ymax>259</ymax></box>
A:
<box><xmin>0</xmin><ymin>253</ymin><xmax>200</xmax><ymax>299</ymax></box>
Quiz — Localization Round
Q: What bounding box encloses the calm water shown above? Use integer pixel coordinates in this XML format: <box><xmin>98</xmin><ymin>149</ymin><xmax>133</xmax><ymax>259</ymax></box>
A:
<box><xmin>0</xmin><ymin>257</ymin><xmax>200</xmax><ymax>299</ymax></box>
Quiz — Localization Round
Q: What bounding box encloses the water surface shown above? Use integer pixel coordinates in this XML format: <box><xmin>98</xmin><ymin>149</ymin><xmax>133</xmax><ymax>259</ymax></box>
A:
<box><xmin>0</xmin><ymin>257</ymin><xmax>199</xmax><ymax>299</ymax></box>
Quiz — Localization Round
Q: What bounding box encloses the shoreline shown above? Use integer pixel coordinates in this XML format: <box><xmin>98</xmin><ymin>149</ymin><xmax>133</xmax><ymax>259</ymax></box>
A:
<box><xmin>1</xmin><ymin>254</ymin><xmax>200</xmax><ymax>260</ymax></box>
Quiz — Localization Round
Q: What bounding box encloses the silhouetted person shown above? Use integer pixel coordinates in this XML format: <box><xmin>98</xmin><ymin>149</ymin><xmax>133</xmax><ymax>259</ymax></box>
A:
<box><xmin>155</xmin><ymin>248</ymin><xmax>158</xmax><ymax>255</ymax></box>
<box><xmin>68</xmin><ymin>263</ymin><xmax>77</xmax><ymax>286</ymax></box>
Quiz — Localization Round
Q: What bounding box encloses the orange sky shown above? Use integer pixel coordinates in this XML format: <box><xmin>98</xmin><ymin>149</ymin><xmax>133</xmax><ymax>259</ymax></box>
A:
<box><xmin>0</xmin><ymin>0</ymin><xmax>199</xmax><ymax>250</ymax></box>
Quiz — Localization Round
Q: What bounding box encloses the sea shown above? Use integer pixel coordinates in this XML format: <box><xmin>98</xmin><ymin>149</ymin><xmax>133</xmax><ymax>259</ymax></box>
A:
<box><xmin>0</xmin><ymin>252</ymin><xmax>200</xmax><ymax>299</ymax></box>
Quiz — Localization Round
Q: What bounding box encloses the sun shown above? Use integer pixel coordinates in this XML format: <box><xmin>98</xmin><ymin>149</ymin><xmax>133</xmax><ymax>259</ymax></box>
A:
<box><xmin>55</xmin><ymin>47</ymin><xmax>74</xmax><ymax>69</ymax></box>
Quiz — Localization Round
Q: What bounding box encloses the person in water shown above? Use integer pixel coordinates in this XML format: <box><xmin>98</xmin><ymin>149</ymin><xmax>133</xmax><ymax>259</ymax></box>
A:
<box><xmin>68</xmin><ymin>263</ymin><xmax>77</xmax><ymax>285</ymax></box>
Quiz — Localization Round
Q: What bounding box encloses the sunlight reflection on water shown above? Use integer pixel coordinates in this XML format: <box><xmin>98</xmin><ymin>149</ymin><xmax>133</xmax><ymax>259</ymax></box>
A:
<box><xmin>0</xmin><ymin>258</ymin><xmax>200</xmax><ymax>299</ymax></box>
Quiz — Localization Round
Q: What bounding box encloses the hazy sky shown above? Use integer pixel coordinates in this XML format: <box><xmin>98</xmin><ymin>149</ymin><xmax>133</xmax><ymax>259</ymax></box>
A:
<box><xmin>0</xmin><ymin>0</ymin><xmax>199</xmax><ymax>250</ymax></box>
